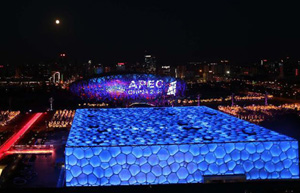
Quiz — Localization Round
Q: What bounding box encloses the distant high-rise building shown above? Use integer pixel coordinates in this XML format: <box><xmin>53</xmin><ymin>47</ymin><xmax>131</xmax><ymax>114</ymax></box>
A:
<box><xmin>175</xmin><ymin>65</ymin><xmax>186</xmax><ymax>79</ymax></box>
<box><xmin>157</xmin><ymin>65</ymin><xmax>172</xmax><ymax>76</ymax></box>
<box><xmin>144</xmin><ymin>54</ymin><xmax>156</xmax><ymax>74</ymax></box>
<box><xmin>282</xmin><ymin>57</ymin><xmax>298</xmax><ymax>79</ymax></box>
<box><xmin>184</xmin><ymin>60</ymin><xmax>231</xmax><ymax>82</ymax></box>
<box><xmin>94</xmin><ymin>63</ymin><xmax>103</xmax><ymax>75</ymax></box>
<box><xmin>116</xmin><ymin>62</ymin><xmax>126</xmax><ymax>71</ymax></box>
<box><xmin>104</xmin><ymin>67</ymin><xmax>111</xmax><ymax>73</ymax></box>
<box><xmin>279</xmin><ymin>63</ymin><xmax>284</xmax><ymax>78</ymax></box>
<box><xmin>128</xmin><ymin>62</ymin><xmax>142</xmax><ymax>73</ymax></box>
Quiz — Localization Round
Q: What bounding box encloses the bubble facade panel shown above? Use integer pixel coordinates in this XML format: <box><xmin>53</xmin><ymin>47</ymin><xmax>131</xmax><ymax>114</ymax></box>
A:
<box><xmin>65</xmin><ymin>106</ymin><xmax>299</xmax><ymax>186</ymax></box>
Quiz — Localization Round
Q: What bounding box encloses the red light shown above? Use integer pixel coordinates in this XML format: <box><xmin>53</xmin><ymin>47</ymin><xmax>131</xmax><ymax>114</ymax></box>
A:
<box><xmin>118</xmin><ymin>62</ymin><xmax>124</xmax><ymax>66</ymax></box>
<box><xmin>63</xmin><ymin>54</ymin><xmax>66</xmax><ymax>57</ymax></box>
<box><xmin>263</xmin><ymin>59</ymin><xmax>267</xmax><ymax>62</ymax></box>
<box><xmin>0</xmin><ymin>65</ymin><xmax>3</xmax><ymax>68</ymax></box>
<box><xmin>0</xmin><ymin>113</ymin><xmax>43</xmax><ymax>160</ymax></box>
<box><xmin>6</xmin><ymin>149</ymin><xmax>54</xmax><ymax>155</ymax></box>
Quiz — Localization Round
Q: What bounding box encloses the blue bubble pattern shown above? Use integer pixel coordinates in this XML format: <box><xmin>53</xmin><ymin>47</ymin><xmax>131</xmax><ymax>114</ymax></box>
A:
<box><xmin>65</xmin><ymin>107</ymin><xmax>299</xmax><ymax>186</ymax></box>
<box><xmin>66</xmin><ymin>141</ymin><xmax>299</xmax><ymax>186</ymax></box>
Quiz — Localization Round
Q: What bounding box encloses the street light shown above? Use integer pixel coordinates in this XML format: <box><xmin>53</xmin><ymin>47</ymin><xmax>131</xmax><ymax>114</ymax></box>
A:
<box><xmin>49</xmin><ymin>97</ymin><xmax>54</xmax><ymax>111</ymax></box>
<box><xmin>55</xmin><ymin>19</ymin><xmax>60</xmax><ymax>24</ymax></box>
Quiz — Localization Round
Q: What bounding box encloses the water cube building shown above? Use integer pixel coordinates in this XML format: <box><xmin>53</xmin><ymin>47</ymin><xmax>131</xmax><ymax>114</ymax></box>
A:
<box><xmin>65</xmin><ymin>106</ymin><xmax>299</xmax><ymax>186</ymax></box>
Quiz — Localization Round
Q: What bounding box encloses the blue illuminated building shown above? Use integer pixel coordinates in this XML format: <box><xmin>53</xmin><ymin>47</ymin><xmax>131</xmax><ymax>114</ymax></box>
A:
<box><xmin>65</xmin><ymin>106</ymin><xmax>299</xmax><ymax>186</ymax></box>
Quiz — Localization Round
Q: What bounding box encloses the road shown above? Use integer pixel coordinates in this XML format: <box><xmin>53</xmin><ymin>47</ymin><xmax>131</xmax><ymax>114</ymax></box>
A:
<box><xmin>0</xmin><ymin>113</ymin><xmax>43</xmax><ymax>160</ymax></box>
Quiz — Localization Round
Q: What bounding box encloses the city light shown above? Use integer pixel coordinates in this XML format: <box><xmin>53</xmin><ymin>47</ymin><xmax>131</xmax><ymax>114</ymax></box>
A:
<box><xmin>48</xmin><ymin>109</ymin><xmax>75</xmax><ymax>128</ymax></box>
<box><xmin>6</xmin><ymin>149</ymin><xmax>54</xmax><ymax>155</ymax></box>
<box><xmin>0</xmin><ymin>111</ymin><xmax>20</xmax><ymax>126</ymax></box>
<box><xmin>219</xmin><ymin>103</ymin><xmax>300</xmax><ymax>123</ymax></box>
<box><xmin>55</xmin><ymin>19</ymin><xmax>60</xmax><ymax>24</ymax></box>
<box><xmin>0</xmin><ymin>113</ymin><xmax>43</xmax><ymax>160</ymax></box>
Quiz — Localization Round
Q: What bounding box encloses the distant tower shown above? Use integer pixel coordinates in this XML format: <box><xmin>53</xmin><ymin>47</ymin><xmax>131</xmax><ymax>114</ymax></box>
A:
<box><xmin>197</xmin><ymin>94</ymin><xmax>201</xmax><ymax>106</ymax></box>
<box><xmin>279</xmin><ymin>63</ymin><xmax>284</xmax><ymax>78</ymax></box>
<box><xmin>116</xmin><ymin>62</ymin><xmax>126</xmax><ymax>71</ymax></box>
<box><xmin>52</xmin><ymin>71</ymin><xmax>61</xmax><ymax>84</ymax></box>
<box><xmin>144</xmin><ymin>53</ymin><xmax>156</xmax><ymax>74</ymax></box>
<box><xmin>15</xmin><ymin>67</ymin><xmax>21</xmax><ymax>78</ymax></box>
<box><xmin>49</xmin><ymin>97</ymin><xmax>54</xmax><ymax>111</ymax></box>
<box><xmin>231</xmin><ymin>93</ymin><xmax>235</xmax><ymax>106</ymax></box>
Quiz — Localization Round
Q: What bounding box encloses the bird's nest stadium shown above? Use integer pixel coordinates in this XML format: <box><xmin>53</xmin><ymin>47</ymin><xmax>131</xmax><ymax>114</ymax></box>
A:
<box><xmin>70</xmin><ymin>73</ymin><xmax>186</xmax><ymax>103</ymax></box>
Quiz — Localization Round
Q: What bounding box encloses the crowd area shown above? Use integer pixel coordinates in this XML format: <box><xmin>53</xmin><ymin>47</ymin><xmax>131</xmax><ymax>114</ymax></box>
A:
<box><xmin>47</xmin><ymin>110</ymin><xmax>75</xmax><ymax>128</ymax></box>
<box><xmin>0</xmin><ymin>111</ymin><xmax>20</xmax><ymax>126</ymax></box>
<box><xmin>164</xmin><ymin>93</ymin><xmax>273</xmax><ymax>106</ymax></box>
<box><xmin>218</xmin><ymin>103</ymin><xmax>300</xmax><ymax>124</ymax></box>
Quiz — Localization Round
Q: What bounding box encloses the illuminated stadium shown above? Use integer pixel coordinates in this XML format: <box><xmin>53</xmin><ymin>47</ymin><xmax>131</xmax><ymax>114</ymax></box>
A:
<box><xmin>65</xmin><ymin>106</ymin><xmax>299</xmax><ymax>186</ymax></box>
<box><xmin>70</xmin><ymin>74</ymin><xmax>186</xmax><ymax>103</ymax></box>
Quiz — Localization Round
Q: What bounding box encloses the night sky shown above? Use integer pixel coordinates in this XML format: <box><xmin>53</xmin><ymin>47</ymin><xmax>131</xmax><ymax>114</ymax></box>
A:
<box><xmin>1</xmin><ymin>0</ymin><xmax>300</xmax><ymax>65</ymax></box>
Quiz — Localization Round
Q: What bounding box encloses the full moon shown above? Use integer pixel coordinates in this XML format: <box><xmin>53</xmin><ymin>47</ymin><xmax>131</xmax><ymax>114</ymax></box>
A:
<box><xmin>55</xmin><ymin>19</ymin><xmax>60</xmax><ymax>24</ymax></box>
